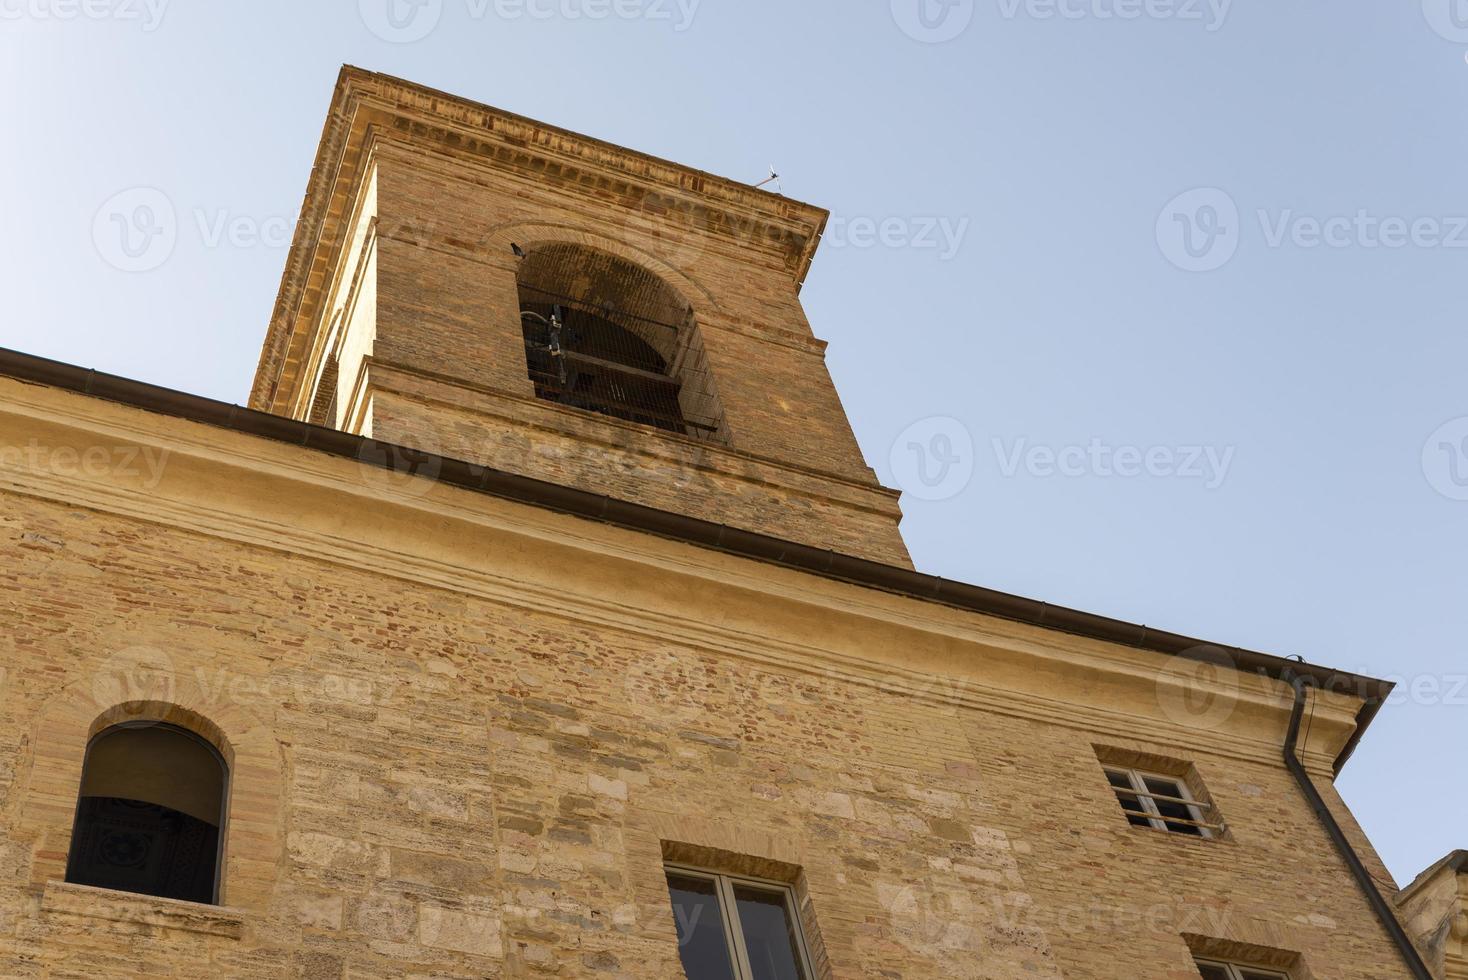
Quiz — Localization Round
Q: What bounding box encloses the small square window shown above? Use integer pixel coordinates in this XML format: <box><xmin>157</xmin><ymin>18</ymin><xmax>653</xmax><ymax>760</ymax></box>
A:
<box><xmin>1194</xmin><ymin>958</ymin><xmax>1291</xmax><ymax>980</ymax></box>
<box><xmin>664</xmin><ymin>864</ymin><xmax>814</xmax><ymax>980</ymax></box>
<box><xmin>1103</xmin><ymin>765</ymin><xmax>1216</xmax><ymax>837</ymax></box>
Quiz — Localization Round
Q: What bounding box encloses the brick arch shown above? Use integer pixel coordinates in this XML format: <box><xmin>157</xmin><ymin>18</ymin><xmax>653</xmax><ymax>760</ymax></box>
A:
<box><xmin>16</xmin><ymin>666</ymin><xmax>284</xmax><ymax>909</ymax></box>
<box><xmin>485</xmin><ymin>221</ymin><xmax>725</xmax><ymax>317</ymax></box>
<box><xmin>500</xmin><ymin>224</ymin><xmax>731</xmax><ymax>444</ymax></box>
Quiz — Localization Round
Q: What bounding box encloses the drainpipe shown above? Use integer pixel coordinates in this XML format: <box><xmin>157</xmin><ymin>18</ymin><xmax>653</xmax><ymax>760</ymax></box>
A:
<box><xmin>1283</xmin><ymin>674</ymin><xmax>1432</xmax><ymax>979</ymax></box>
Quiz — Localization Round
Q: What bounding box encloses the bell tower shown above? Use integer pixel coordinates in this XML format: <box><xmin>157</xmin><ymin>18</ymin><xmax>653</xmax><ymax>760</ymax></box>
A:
<box><xmin>252</xmin><ymin>67</ymin><xmax>910</xmax><ymax>568</ymax></box>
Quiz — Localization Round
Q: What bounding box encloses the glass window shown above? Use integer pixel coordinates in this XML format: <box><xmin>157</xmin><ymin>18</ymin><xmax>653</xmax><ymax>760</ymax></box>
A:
<box><xmin>732</xmin><ymin>884</ymin><xmax>808</xmax><ymax>980</ymax></box>
<box><xmin>1194</xmin><ymin>959</ymin><xmax>1290</xmax><ymax>980</ymax></box>
<box><xmin>667</xmin><ymin>873</ymin><xmax>738</xmax><ymax>980</ymax></box>
<box><xmin>1103</xmin><ymin>766</ymin><xmax>1214</xmax><ymax>838</ymax></box>
<box><xmin>664</xmin><ymin>866</ymin><xmax>813</xmax><ymax>980</ymax></box>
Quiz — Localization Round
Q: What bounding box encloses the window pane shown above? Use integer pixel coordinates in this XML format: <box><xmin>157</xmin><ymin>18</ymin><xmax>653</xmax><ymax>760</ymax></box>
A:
<box><xmin>1194</xmin><ymin>963</ymin><xmax>1233</xmax><ymax>980</ymax></box>
<box><xmin>1144</xmin><ymin>777</ymin><xmax>1204</xmax><ymax>835</ymax></box>
<box><xmin>665</xmin><ymin>874</ymin><xmax>737</xmax><ymax>980</ymax></box>
<box><xmin>732</xmin><ymin>884</ymin><xmax>808</xmax><ymax>980</ymax></box>
<box><xmin>1239</xmin><ymin>971</ymin><xmax>1288</xmax><ymax>980</ymax></box>
<box><xmin>1109</xmin><ymin>784</ymin><xmax>1153</xmax><ymax>827</ymax></box>
<box><xmin>1105</xmin><ymin>769</ymin><xmax>1134</xmax><ymax>789</ymax></box>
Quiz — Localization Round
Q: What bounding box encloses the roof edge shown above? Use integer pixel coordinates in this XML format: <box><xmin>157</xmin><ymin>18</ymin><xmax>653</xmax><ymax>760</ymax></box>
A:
<box><xmin>0</xmin><ymin>345</ymin><xmax>1393</xmax><ymax>773</ymax></box>
<box><xmin>1398</xmin><ymin>850</ymin><xmax>1468</xmax><ymax>906</ymax></box>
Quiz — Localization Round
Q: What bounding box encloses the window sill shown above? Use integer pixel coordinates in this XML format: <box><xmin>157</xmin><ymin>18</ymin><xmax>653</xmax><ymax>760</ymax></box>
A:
<box><xmin>41</xmin><ymin>880</ymin><xmax>245</xmax><ymax>939</ymax></box>
<box><xmin>1122</xmin><ymin>823</ymin><xmax>1233</xmax><ymax>845</ymax></box>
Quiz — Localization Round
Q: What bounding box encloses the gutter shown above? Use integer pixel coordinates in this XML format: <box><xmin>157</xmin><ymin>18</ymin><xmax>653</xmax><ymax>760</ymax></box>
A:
<box><xmin>0</xmin><ymin>346</ymin><xmax>1391</xmax><ymax>769</ymax></box>
<box><xmin>1283</xmin><ymin>674</ymin><xmax>1431</xmax><ymax>979</ymax></box>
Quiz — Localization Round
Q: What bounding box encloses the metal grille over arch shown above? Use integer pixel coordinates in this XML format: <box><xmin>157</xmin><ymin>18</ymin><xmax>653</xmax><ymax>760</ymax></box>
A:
<box><xmin>516</xmin><ymin>244</ymin><xmax>725</xmax><ymax>441</ymax></box>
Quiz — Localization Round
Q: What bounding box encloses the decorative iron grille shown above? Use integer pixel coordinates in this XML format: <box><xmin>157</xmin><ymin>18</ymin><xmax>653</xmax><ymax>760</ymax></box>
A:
<box><xmin>516</xmin><ymin>246</ymin><xmax>724</xmax><ymax>441</ymax></box>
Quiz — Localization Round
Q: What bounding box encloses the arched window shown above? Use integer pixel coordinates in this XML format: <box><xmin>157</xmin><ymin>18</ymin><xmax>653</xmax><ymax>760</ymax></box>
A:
<box><xmin>65</xmin><ymin>722</ymin><xmax>227</xmax><ymax>905</ymax></box>
<box><xmin>516</xmin><ymin>244</ymin><xmax>723</xmax><ymax>440</ymax></box>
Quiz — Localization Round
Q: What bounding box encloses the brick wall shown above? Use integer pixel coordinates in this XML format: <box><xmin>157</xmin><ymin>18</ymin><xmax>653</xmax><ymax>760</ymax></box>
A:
<box><xmin>0</xmin><ymin>426</ymin><xmax>1411</xmax><ymax>978</ymax></box>
<box><xmin>264</xmin><ymin>71</ymin><xmax>911</xmax><ymax>568</ymax></box>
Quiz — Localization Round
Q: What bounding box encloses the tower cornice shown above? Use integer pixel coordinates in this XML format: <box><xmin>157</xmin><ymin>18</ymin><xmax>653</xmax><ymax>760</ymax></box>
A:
<box><xmin>251</xmin><ymin>65</ymin><xmax>829</xmax><ymax>414</ymax></box>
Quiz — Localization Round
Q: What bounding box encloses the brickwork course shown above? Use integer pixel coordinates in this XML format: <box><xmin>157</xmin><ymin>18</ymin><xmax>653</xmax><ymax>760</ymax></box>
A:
<box><xmin>0</xmin><ymin>66</ymin><xmax>1460</xmax><ymax>978</ymax></box>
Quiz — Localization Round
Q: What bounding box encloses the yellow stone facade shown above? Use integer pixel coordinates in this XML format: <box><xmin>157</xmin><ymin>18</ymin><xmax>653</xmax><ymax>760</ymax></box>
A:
<box><xmin>0</xmin><ymin>66</ymin><xmax>1453</xmax><ymax>978</ymax></box>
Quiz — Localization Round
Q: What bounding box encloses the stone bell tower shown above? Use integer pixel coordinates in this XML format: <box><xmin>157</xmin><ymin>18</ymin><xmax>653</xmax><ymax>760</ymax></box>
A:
<box><xmin>250</xmin><ymin>67</ymin><xmax>910</xmax><ymax>568</ymax></box>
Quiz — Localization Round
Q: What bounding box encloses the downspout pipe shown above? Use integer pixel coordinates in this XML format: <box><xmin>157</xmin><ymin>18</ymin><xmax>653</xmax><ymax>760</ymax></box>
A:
<box><xmin>1283</xmin><ymin>674</ymin><xmax>1432</xmax><ymax>980</ymax></box>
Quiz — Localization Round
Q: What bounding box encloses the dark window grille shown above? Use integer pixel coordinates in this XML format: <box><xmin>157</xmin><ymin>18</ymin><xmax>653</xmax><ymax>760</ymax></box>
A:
<box><xmin>521</xmin><ymin>288</ymin><xmax>695</xmax><ymax>435</ymax></box>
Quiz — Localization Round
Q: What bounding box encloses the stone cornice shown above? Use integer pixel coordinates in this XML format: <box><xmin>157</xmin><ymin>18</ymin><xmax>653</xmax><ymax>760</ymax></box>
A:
<box><xmin>364</xmin><ymin>359</ymin><xmax>902</xmax><ymax>517</ymax></box>
<box><xmin>0</xmin><ymin>377</ymin><xmax>1367</xmax><ymax>778</ymax></box>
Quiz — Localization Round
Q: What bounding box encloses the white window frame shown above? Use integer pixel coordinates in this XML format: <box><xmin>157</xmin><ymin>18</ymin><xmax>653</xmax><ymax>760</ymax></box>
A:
<box><xmin>1104</xmin><ymin>766</ymin><xmax>1217</xmax><ymax>838</ymax></box>
<box><xmin>664</xmin><ymin>863</ymin><xmax>816</xmax><ymax>980</ymax></box>
<box><xmin>1194</xmin><ymin>958</ymin><xmax>1291</xmax><ymax>980</ymax></box>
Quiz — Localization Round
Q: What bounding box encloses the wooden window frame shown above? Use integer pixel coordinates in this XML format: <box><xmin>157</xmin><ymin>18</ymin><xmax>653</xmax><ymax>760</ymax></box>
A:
<box><xmin>664</xmin><ymin>862</ymin><xmax>816</xmax><ymax>980</ymax></box>
<box><xmin>1104</xmin><ymin>765</ymin><xmax>1221</xmax><ymax>838</ymax></box>
<box><xmin>1194</xmin><ymin>958</ymin><xmax>1292</xmax><ymax>980</ymax></box>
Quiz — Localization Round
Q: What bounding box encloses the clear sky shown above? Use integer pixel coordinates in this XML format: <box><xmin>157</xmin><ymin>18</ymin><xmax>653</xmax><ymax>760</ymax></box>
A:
<box><xmin>2</xmin><ymin>1</ymin><xmax>1464</xmax><ymax>885</ymax></box>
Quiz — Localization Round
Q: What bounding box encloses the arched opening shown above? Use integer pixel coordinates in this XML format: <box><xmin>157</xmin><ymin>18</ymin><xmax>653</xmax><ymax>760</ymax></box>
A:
<box><xmin>65</xmin><ymin>722</ymin><xmax>227</xmax><ymax>905</ymax></box>
<box><xmin>516</xmin><ymin>244</ymin><xmax>724</xmax><ymax>440</ymax></box>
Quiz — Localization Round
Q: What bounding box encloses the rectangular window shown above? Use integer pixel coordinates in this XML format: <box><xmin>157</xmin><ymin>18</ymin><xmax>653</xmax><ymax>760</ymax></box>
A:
<box><xmin>1104</xmin><ymin>766</ymin><xmax>1216</xmax><ymax>837</ymax></box>
<box><xmin>1194</xmin><ymin>958</ymin><xmax>1291</xmax><ymax>980</ymax></box>
<box><xmin>664</xmin><ymin>864</ymin><xmax>814</xmax><ymax>980</ymax></box>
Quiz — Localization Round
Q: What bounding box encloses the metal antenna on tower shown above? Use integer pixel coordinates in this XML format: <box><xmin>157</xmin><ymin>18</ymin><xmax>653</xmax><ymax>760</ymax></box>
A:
<box><xmin>752</xmin><ymin>167</ymin><xmax>780</xmax><ymax>191</ymax></box>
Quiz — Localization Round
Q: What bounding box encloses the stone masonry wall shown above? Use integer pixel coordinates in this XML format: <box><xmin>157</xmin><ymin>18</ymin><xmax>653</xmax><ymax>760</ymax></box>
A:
<box><xmin>0</xmin><ymin>489</ymin><xmax>1409</xmax><ymax>979</ymax></box>
<box><xmin>311</xmin><ymin>139</ymin><xmax>911</xmax><ymax>568</ymax></box>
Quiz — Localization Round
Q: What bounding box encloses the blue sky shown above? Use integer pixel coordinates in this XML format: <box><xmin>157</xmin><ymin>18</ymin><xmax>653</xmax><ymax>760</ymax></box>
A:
<box><xmin>2</xmin><ymin>1</ymin><xmax>1465</xmax><ymax>884</ymax></box>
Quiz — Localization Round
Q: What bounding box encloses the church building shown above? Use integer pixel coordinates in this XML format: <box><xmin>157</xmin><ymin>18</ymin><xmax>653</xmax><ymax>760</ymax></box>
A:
<box><xmin>0</xmin><ymin>66</ymin><xmax>1461</xmax><ymax>979</ymax></box>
